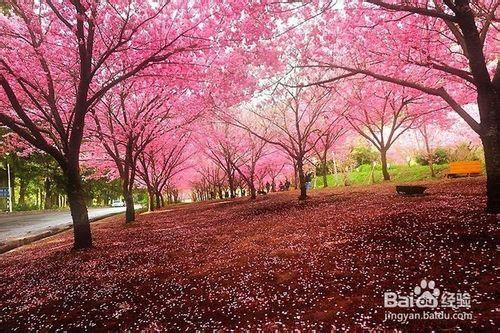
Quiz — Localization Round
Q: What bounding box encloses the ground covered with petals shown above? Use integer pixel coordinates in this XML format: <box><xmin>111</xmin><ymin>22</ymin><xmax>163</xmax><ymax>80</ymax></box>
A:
<box><xmin>0</xmin><ymin>178</ymin><xmax>498</xmax><ymax>332</ymax></box>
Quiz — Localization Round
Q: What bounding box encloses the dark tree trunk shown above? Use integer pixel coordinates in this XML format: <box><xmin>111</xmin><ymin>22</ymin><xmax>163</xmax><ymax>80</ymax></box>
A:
<box><xmin>228</xmin><ymin>178</ymin><xmax>236</xmax><ymax>198</ymax></box>
<box><xmin>473</xmin><ymin>55</ymin><xmax>499</xmax><ymax>213</ymax></box>
<box><xmin>475</xmin><ymin>76</ymin><xmax>500</xmax><ymax>213</ymax></box>
<box><xmin>64</xmin><ymin>165</ymin><xmax>92</xmax><ymax>249</ymax></box>
<box><xmin>380</xmin><ymin>149</ymin><xmax>391</xmax><ymax>181</ymax></box>
<box><xmin>155</xmin><ymin>191</ymin><xmax>165</xmax><ymax>208</ymax></box>
<box><xmin>455</xmin><ymin>1</ymin><xmax>500</xmax><ymax>213</ymax></box>
<box><xmin>250</xmin><ymin>184</ymin><xmax>256</xmax><ymax>199</ymax></box>
<box><xmin>124</xmin><ymin>190</ymin><xmax>135</xmax><ymax>223</ymax></box>
<box><xmin>482</xmin><ymin>131</ymin><xmax>500</xmax><ymax>214</ymax></box>
<box><xmin>297</xmin><ymin>158</ymin><xmax>307</xmax><ymax>200</ymax></box>
<box><xmin>155</xmin><ymin>191</ymin><xmax>161</xmax><ymax>209</ymax></box>
<box><xmin>476</xmin><ymin>80</ymin><xmax>500</xmax><ymax>213</ymax></box>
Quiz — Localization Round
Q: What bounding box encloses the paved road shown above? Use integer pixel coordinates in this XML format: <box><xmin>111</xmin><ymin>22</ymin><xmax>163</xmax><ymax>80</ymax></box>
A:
<box><xmin>0</xmin><ymin>207</ymin><xmax>130</xmax><ymax>243</ymax></box>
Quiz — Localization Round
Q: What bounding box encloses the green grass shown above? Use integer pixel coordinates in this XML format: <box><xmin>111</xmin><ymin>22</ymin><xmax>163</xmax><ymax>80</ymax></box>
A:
<box><xmin>314</xmin><ymin>164</ymin><xmax>450</xmax><ymax>188</ymax></box>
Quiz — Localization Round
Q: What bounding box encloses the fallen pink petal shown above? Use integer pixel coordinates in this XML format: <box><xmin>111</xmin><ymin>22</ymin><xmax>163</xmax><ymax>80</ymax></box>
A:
<box><xmin>0</xmin><ymin>0</ymin><xmax>498</xmax><ymax>331</ymax></box>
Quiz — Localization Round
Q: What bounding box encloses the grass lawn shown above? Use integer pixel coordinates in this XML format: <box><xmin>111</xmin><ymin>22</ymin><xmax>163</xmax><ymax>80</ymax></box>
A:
<box><xmin>315</xmin><ymin>164</ymin><xmax>451</xmax><ymax>188</ymax></box>
<box><xmin>0</xmin><ymin>178</ymin><xmax>497</xmax><ymax>331</ymax></box>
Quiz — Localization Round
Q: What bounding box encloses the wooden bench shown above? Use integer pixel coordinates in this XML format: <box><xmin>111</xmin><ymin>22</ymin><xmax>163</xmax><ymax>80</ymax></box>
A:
<box><xmin>446</xmin><ymin>161</ymin><xmax>482</xmax><ymax>178</ymax></box>
<box><xmin>396</xmin><ymin>185</ymin><xmax>427</xmax><ymax>195</ymax></box>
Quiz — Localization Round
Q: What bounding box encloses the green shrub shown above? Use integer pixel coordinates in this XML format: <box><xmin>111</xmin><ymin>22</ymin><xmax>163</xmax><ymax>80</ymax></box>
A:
<box><xmin>350</xmin><ymin>145</ymin><xmax>378</xmax><ymax>167</ymax></box>
<box><xmin>356</xmin><ymin>164</ymin><xmax>374</xmax><ymax>172</ymax></box>
<box><xmin>415</xmin><ymin>147</ymin><xmax>449</xmax><ymax>166</ymax></box>
<box><xmin>447</xmin><ymin>142</ymin><xmax>483</xmax><ymax>162</ymax></box>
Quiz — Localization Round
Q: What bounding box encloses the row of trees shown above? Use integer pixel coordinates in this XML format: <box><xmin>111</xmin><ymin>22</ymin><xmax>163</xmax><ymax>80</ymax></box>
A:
<box><xmin>86</xmin><ymin>81</ymin><xmax>198</xmax><ymax>222</ymax></box>
<box><xmin>192</xmin><ymin>79</ymin><xmax>455</xmax><ymax>200</ymax></box>
<box><xmin>1</xmin><ymin>0</ymin><xmax>497</xmax><ymax>250</ymax></box>
<box><xmin>0</xmin><ymin>0</ymin><xmax>276</xmax><ymax>248</ymax></box>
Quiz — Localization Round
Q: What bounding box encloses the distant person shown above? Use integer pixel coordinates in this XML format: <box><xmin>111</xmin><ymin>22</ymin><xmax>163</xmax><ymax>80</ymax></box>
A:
<box><xmin>305</xmin><ymin>172</ymin><xmax>312</xmax><ymax>191</ymax></box>
<box><xmin>284</xmin><ymin>179</ymin><xmax>291</xmax><ymax>191</ymax></box>
<box><xmin>265</xmin><ymin>182</ymin><xmax>271</xmax><ymax>193</ymax></box>
<box><xmin>278</xmin><ymin>181</ymin><xmax>284</xmax><ymax>191</ymax></box>
<box><xmin>271</xmin><ymin>181</ymin><xmax>276</xmax><ymax>192</ymax></box>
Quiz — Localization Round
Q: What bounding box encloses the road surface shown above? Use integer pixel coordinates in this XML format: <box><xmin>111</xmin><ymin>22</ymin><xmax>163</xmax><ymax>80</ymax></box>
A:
<box><xmin>0</xmin><ymin>207</ymin><xmax>131</xmax><ymax>243</ymax></box>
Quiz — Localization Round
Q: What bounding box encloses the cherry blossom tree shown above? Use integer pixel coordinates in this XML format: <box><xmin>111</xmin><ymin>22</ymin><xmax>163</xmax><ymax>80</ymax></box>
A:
<box><xmin>312</xmin><ymin>114</ymin><xmax>348</xmax><ymax>187</ymax></box>
<box><xmin>191</xmin><ymin>159</ymin><xmax>228</xmax><ymax>201</ymax></box>
<box><xmin>202</xmin><ymin>122</ymin><xmax>245</xmax><ymax>199</ymax></box>
<box><xmin>258</xmin><ymin>150</ymin><xmax>291</xmax><ymax>192</ymax></box>
<box><xmin>230</xmin><ymin>131</ymin><xmax>268</xmax><ymax>199</ymax></box>
<box><xmin>137</xmin><ymin>131</ymin><xmax>193</xmax><ymax>211</ymax></box>
<box><xmin>88</xmin><ymin>82</ymin><xmax>174</xmax><ymax>223</ymax></box>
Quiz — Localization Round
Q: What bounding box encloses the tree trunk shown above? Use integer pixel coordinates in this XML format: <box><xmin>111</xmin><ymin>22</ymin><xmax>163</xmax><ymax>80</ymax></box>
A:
<box><xmin>380</xmin><ymin>149</ymin><xmax>391</xmax><ymax>181</ymax></box>
<box><xmin>37</xmin><ymin>188</ymin><xmax>41</xmax><ymax>209</ymax></box>
<box><xmin>44</xmin><ymin>177</ymin><xmax>52</xmax><ymax>209</ymax></box>
<box><xmin>475</xmin><ymin>80</ymin><xmax>499</xmax><ymax>213</ymax></box>
<box><xmin>322</xmin><ymin>157</ymin><xmax>328</xmax><ymax>188</ymax></box>
<box><xmin>250</xmin><ymin>183</ymin><xmax>256</xmax><ymax>199</ymax></box>
<box><xmin>297</xmin><ymin>158</ymin><xmax>307</xmax><ymax>200</ymax></box>
<box><xmin>10</xmin><ymin>167</ymin><xmax>15</xmax><ymax>207</ymax></box>
<box><xmin>147</xmin><ymin>189</ymin><xmax>155</xmax><ymax>212</ymax></box>
<box><xmin>422</xmin><ymin>127</ymin><xmax>436</xmax><ymax>178</ymax></box>
<box><xmin>455</xmin><ymin>2</ymin><xmax>500</xmax><ymax>213</ymax></box>
<box><xmin>155</xmin><ymin>191</ymin><xmax>161</xmax><ymax>209</ymax></box>
<box><xmin>18</xmin><ymin>178</ymin><xmax>26</xmax><ymax>206</ymax></box>
<box><xmin>428</xmin><ymin>159</ymin><xmax>436</xmax><ymax>178</ymax></box>
<box><xmin>482</xmin><ymin>132</ymin><xmax>500</xmax><ymax>214</ymax></box>
<box><xmin>293</xmin><ymin>162</ymin><xmax>298</xmax><ymax>189</ymax></box>
<box><xmin>124</xmin><ymin>188</ymin><xmax>135</xmax><ymax>223</ymax></box>
<box><xmin>228</xmin><ymin>178</ymin><xmax>236</xmax><ymax>198</ymax></box>
<box><xmin>64</xmin><ymin>165</ymin><xmax>92</xmax><ymax>249</ymax></box>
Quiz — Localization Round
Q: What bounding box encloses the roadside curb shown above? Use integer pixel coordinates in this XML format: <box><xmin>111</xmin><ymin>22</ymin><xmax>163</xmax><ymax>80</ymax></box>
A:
<box><xmin>0</xmin><ymin>211</ymin><xmax>129</xmax><ymax>254</ymax></box>
<box><xmin>0</xmin><ymin>208</ymin><xmax>70</xmax><ymax>216</ymax></box>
